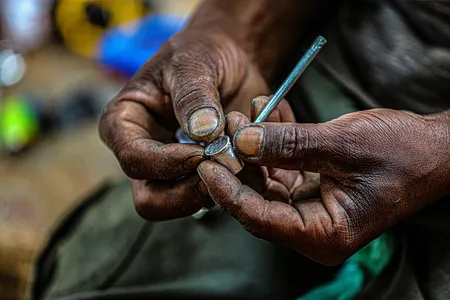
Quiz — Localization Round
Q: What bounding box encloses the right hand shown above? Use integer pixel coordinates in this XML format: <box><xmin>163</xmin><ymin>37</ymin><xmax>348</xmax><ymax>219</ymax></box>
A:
<box><xmin>99</xmin><ymin>28</ymin><xmax>268</xmax><ymax>221</ymax></box>
<box><xmin>227</xmin><ymin>96</ymin><xmax>321</xmax><ymax>203</ymax></box>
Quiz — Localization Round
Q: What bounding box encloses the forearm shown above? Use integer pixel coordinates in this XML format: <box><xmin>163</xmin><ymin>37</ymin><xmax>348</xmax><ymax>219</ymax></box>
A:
<box><xmin>187</xmin><ymin>0</ymin><xmax>331</xmax><ymax>82</ymax></box>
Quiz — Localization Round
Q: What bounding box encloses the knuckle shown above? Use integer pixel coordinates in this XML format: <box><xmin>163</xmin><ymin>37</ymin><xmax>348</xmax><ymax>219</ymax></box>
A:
<box><xmin>170</xmin><ymin>56</ymin><xmax>218</xmax><ymax>115</ymax></box>
<box><xmin>98</xmin><ymin>100</ymin><xmax>120</xmax><ymax>142</ymax></box>
<box><xmin>173</xmin><ymin>80</ymin><xmax>216</xmax><ymax>110</ymax></box>
<box><xmin>115</xmin><ymin>145</ymin><xmax>145</xmax><ymax>180</ymax></box>
<box><xmin>280</xmin><ymin>125</ymin><xmax>299</xmax><ymax>162</ymax></box>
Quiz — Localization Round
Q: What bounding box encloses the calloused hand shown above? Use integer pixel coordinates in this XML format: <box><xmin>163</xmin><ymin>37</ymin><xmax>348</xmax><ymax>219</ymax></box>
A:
<box><xmin>198</xmin><ymin>109</ymin><xmax>450</xmax><ymax>265</ymax></box>
<box><xmin>228</xmin><ymin>96</ymin><xmax>320</xmax><ymax>203</ymax></box>
<box><xmin>99</xmin><ymin>27</ymin><xmax>267</xmax><ymax>220</ymax></box>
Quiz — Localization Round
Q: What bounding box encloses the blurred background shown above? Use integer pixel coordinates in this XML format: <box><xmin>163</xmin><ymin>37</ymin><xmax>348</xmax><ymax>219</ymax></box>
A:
<box><xmin>0</xmin><ymin>1</ymin><xmax>199</xmax><ymax>298</ymax></box>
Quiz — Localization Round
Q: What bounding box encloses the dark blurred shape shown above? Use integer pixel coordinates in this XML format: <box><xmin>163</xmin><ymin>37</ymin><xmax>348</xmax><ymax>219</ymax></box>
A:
<box><xmin>84</xmin><ymin>2</ymin><xmax>111</xmax><ymax>29</ymax></box>
<box><xmin>55</xmin><ymin>90</ymin><xmax>99</xmax><ymax>130</ymax></box>
<box><xmin>52</xmin><ymin>0</ymin><xmax>149</xmax><ymax>57</ymax></box>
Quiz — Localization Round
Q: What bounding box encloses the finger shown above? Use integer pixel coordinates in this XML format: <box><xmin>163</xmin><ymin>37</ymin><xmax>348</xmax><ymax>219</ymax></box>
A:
<box><xmin>132</xmin><ymin>174</ymin><xmax>214</xmax><ymax>221</ymax></box>
<box><xmin>225</xmin><ymin>111</ymin><xmax>251</xmax><ymax>138</ymax></box>
<box><xmin>226</xmin><ymin>112</ymin><xmax>290</xmax><ymax>202</ymax></box>
<box><xmin>251</xmin><ymin>96</ymin><xmax>296</xmax><ymax>123</ymax></box>
<box><xmin>237</xmin><ymin>165</ymin><xmax>290</xmax><ymax>203</ymax></box>
<box><xmin>268</xmin><ymin>168</ymin><xmax>304</xmax><ymax>194</ymax></box>
<box><xmin>225</xmin><ymin>96</ymin><xmax>295</xmax><ymax>138</ymax></box>
<box><xmin>169</xmin><ymin>48</ymin><xmax>229</xmax><ymax>143</ymax></box>
<box><xmin>233</xmin><ymin>122</ymin><xmax>337</xmax><ymax>173</ymax></box>
<box><xmin>100</xmin><ymin>93</ymin><xmax>206</xmax><ymax>180</ymax></box>
<box><xmin>198</xmin><ymin>161</ymin><xmax>352</xmax><ymax>266</ymax></box>
<box><xmin>292</xmin><ymin>172</ymin><xmax>321</xmax><ymax>201</ymax></box>
<box><xmin>261</xmin><ymin>174</ymin><xmax>291</xmax><ymax>203</ymax></box>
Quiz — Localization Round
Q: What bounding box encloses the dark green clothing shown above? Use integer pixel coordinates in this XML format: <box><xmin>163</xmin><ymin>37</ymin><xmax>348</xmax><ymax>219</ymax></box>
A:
<box><xmin>33</xmin><ymin>181</ymin><xmax>340</xmax><ymax>300</ymax></box>
<box><xmin>31</xmin><ymin>173</ymin><xmax>450</xmax><ymax>300</ymax></box>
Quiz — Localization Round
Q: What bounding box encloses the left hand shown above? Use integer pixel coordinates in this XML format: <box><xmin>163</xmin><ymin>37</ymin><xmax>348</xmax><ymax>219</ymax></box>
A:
<box><xmin>198</xmin><ymin>109</ymin><xmax>450</xmax><ymax>265</ymax></box>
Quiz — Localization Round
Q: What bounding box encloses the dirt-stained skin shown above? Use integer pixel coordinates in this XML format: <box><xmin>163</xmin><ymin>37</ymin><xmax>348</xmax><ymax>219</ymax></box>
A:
<box><xmin>98</xmin><ymin>0</ymin><xmax>450</xmax><ymax>265</ymax></box>
<box><xmin>200</xmin><ymin>108</ymin><xmax>450</xmax><ymax>265</ymax></box>
<box><xmin>98</xmin><ymin>0</ymin><xmax>326</xmax><ymax>221</ymax></box>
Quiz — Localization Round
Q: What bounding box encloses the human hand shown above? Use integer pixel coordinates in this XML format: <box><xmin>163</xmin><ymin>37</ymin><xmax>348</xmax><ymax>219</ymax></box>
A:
<box><xmin>99</xmin><ymin>27</ymin><xmax>267</xmax><ymax>220</ymax></box>
<box><xmin>228</xmin><ymin>96</ymin><xmax>320</xmax><ymax>203</ymax></box>
<box><xmin>198</xmin><ymin>109</ymin><xmax>450</xmax><ymax>265</ymax></box>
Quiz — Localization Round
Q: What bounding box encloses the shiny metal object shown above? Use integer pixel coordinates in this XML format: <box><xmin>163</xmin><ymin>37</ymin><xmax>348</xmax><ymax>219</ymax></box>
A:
<box><xmin>175</xmin><ymin>127</ymin><xmax>206</xmax><ymax>146</ymax></box>
<box><xmin>191</xmin><ymin>207</ymin><xmax>210</xmax><ymax>219</ymax></box>
<box><xmin>175</xmin><ymin>128</ymin><xmax>212</xmax><ymax>219</ymax></box>
<box><xmin>184</xmin><ymin>36</ymin><xmax>326</xmax><ymax>219</ymax></box>
<box><xmin>204</xmin><ymin>135</ymin><xmax>244</xmax><ymax>175</ymax></box>
<box><xmin>203</xmin><ymin>36</ymin><xmax>327</xmax><ymax>175</ymax></box>
<box><xmin>254</xmin><ymin>36</ymin><xmax>327</xmax><ymax>123</ymax></box>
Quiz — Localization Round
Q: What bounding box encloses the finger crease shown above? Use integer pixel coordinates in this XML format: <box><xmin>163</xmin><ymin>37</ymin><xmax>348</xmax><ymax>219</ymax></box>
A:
<box><xmin>291</xmin><ymin>126</ymin><xmax>298</xmax><ymax>162</ymax></box>
<box><xmin>260</xmin><ymin>201</ymin><xmax>271</xmax><ymax>239</ymax></box>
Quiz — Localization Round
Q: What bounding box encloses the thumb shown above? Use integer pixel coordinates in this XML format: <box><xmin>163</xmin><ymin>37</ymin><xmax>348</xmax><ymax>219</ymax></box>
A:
<box><xmin>171</xmin><ymin>68</ymin><xmax>225</xmax><ymax>143</ymax></box>
<box><xmin>233</xmin><ymin>122</ymin><xmax>338</xmax><ymax>173</ymax></box>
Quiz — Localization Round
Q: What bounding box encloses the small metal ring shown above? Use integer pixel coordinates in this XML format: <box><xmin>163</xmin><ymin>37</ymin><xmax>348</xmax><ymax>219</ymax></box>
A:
<box><xmin>205</xmin><ymin>135</ymin><xmax>244</xmax><ymax>175</ymax></box>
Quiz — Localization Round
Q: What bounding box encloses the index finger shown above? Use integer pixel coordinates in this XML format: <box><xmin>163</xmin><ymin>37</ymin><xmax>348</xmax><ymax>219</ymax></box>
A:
<box><xmin>198</xmin><ymin>161</ymin><xmax>353</xmax><ymax>266</ymax></box>
<box><xmin>99</xmin><ymin>85</ymin><xmax>205</xmax><ymax>181</ymax></box>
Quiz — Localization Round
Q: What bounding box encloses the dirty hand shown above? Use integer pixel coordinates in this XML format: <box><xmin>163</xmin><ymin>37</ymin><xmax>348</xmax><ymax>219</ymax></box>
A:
<box><xmin>228</xmin><ymin>96</ymin><xmax>320</xmax><ymax>203</ymax></box>
<box><xmin>198</xmin><ymin>109</ymin><xmax>450</xmax><ymax>265</ymax></box>
<box><xmin>99</xmin><ymin>27</ymin><xmax>267</xmax><ymax>220</ymax></box>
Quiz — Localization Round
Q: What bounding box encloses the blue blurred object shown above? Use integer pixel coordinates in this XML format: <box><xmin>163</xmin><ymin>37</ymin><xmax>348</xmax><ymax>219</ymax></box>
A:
<box><xmin>98</xmin><ymin>14</ymin><xmax>187</xmax><ymax>77</ymax></box>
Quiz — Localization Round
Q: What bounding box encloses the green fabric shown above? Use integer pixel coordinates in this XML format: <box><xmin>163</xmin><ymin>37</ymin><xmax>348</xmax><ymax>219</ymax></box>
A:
<box><xmin>352</xmin><ymin>233</ymin><xmax>395</xmax><ymax>277</ymax></box>
<box><xmin>299</xmin><ymin>261</ymin><xmax>365</xmax><ymax>300</ymax></box>
<box><xmin>299</xmin><ymin>233</ymin><xmax>395</xmax><ymax>300</ymax></box>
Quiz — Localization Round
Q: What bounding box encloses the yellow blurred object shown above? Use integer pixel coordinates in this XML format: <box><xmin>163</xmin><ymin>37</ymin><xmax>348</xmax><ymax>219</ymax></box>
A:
<box><xmin>55</xmin><ymin>0</ymin><xmax>149</xmax><ymax>57</ymax></box>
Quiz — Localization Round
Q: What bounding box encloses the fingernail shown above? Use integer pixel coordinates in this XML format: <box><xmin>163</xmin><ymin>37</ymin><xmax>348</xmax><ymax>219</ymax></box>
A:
<box><xmin>234</xmin><ymin>125</ymin><xmax>264</xmax><ymax>157</ymax></box>
<box><xmin>251</xmin><ymin>98</ymin><xmax>260</xmax><ymax>120</ymax></box>
<box><xmin>182</xmin><ymin>155</ymin><xmax>205</xmax><ymax>170</ymax></box>
<box><xmin>188</xmin><ymin>108</ymin><xmax>219</xmax><ymax>137</ymax></box>
<box><xmin>197</xmin><ymin>161</ymin><xmax>210</xmax><ymax>177</ymax></box>
<box><xmin>251</xmin><ymin>96</ymin><xmax>269</xmax><ymax>120</ymax></box>
<box><xmin>251</xmin><ymin>97</ymin><xmax>258</xmax><ymax>108</ymax></box>
<box><xmin>197</xmin><ymin>180</ymin><xmax>209</xmax><ymax>196</ymax></box>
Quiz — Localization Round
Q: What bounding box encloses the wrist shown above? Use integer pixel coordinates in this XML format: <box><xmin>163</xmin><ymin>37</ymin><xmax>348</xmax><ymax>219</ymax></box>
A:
<box><xmin>185</xmin><ymin>3</ymin><xmax>255</xmax><ymax>55</ymax></box>
<box><xmin>425</xmin><ymin>110</ymin><xmax>450</xmax><ymax>197</ymax></box>
<box><xmin>185</xmin><ymin>0</ymin><xmax>331</xmax><ymax>82</ymax></box>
